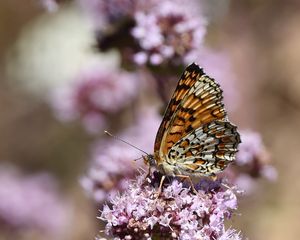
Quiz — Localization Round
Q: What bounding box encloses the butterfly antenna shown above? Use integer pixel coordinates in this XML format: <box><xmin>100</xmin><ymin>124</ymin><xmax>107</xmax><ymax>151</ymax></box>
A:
<box><xmin>104</xmin><ymin>130</ymin><xmax>149</xmax><ymax>155</ymax></box>
<box><xmin>133</xmin><ymin>156</ymin><xmax>143</xmax><ymax>162</ymax></box>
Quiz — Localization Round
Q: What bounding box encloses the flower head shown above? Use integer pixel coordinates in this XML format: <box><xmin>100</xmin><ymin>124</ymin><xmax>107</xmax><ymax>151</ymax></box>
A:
<box><xmin>0</xmin><ymin>164</ymin><xmax>71</xmax><ymax>235</ymax></box>
<box><xmin>100</xmin><ymin>172</ymin><xmax>242</xmax><ymax>240</ymax></box>
<box><xmin>50</xmin><ymin>64</ymin><xmax>139</xmax><ymax>133</ymax></box>
<box><xmin>79</xmin><ymin>0</ymin><xmax>207</xmax><ymax>67</ymax></box>
<box><xmin>132</xmin><ymin>0</ymin><xmax>207</xmax><ymax>65</ymax></box>
<box><xmin>236</xmin><ymin>130</ymin><xmax>269</xmax><ymax>166</ymax></box>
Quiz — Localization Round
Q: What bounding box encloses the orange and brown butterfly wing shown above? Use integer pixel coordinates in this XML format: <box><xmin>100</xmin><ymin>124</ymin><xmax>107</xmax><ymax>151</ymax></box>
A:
<box><xmin>154</xmin><ymin>63</ymin><xmax>201</xmax><ymax>157</ymax></box>
<box><xmin>169</xmin><ymin>120</ymin><xmax>240</xmax><ymax>176</ymax></box>
<box><xmin>154</xmin><ymin>63</ymin><xmax>227</xmax><ymax>164</ymax></box>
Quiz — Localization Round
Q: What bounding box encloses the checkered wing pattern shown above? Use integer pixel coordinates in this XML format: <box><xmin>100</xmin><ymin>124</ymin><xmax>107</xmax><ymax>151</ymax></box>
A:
<box><xmin>168</xmin><ymin>121</ymin><xmax>240</xmax><ymax>176</ymax></box>
<box><xmin>154</xmin><ymin>63</ymin><xmax>240</xmax><ymax>176</ymax></box>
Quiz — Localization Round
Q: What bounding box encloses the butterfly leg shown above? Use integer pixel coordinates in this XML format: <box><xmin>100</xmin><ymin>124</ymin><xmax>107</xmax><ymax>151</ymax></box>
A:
<box><xmin>154</xmin><ymin>175</ymin><xmax>166</xmax><ymax>199</ymax></box>
<box><xmin>142</xmin><ymin>156</ymin><xmax>153</xmax><ymax>185</ymax></box>
<box><xmin>209</xmin><ymin>173</ymin><xmax>217</xmax><ymax>181</ymax></box>
<box><xmin>145</xmin><ymin>165</ymin><xmax>152</xmax><ymax>179</ymax></box>
<box><xmin>175</xmin><ymin>175</ymin><xmax>198</xmax><ymax>194</ymax></box>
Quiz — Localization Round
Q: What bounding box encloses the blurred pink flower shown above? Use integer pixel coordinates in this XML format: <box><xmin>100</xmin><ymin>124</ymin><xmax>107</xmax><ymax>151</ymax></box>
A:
<box><xmin>100</xmin><ymin>172</ymin><xmax>242</xmax><ymax>240</ymax></box>
<box><xmin>50</xmin><ymin>65</ymin><xmax>139</xmax><ymax>134</ymax></box>
<box><xmin>0</xmin><ymin>164</ymin><xmax>71</xmax><ymax>235</ymax></box>
<box><xmin>236</xmin><ymin>130</ymin><xmax>269</xmax><ymax>166</ymax></box>
<box><xmin>80</xmin><ymin>108</ymin><xmax>161</xmax><ymax>202</ymax></box>
<box><xmin>132</xmin><ymin>0</ymin><xmax>207</xmax><ymax>65</ymax></box>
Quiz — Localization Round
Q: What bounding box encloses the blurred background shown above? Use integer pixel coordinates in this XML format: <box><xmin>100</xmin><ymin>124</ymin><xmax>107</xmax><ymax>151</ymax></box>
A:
<box><xmin>0</xmin><ymin>0</ymin><xmax>299</xmax><ymax>239</ymax></box>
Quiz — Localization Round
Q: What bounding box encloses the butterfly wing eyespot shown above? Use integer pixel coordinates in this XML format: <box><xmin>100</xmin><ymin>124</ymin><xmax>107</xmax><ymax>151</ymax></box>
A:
<box><xmin>153</xmin><ymin>63</ymin><xmax>240</xmax><ymax>176</ymax></box>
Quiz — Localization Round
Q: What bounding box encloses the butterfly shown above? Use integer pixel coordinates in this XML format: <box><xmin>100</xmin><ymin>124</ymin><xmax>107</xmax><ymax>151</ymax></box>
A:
<box><xmin>144</xmin><ymin>63</ymin><xmax>241</xmax><ymax>186</ymax></box>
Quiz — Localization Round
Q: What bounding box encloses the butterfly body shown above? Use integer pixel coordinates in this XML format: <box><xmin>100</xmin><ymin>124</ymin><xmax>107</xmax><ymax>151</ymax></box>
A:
<box><xmin>145</xmin><ymin>63</ymin><xmax>240</xmax><ymax>178</ymax></box>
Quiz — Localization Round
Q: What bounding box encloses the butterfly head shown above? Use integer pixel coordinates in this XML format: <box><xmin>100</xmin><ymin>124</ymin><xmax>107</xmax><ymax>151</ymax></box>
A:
<box><xmin>143</xmin><ymin>154</ymin><xmax>157</xmax><ymax>167</ymax></box>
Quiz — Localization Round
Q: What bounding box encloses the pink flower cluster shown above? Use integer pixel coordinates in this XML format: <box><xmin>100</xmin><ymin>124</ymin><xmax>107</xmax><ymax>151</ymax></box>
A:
<box><xmin>50</xmin><ymin>65</ymin><xmax>139</xmax><ymax>133</ymax></box>
<box><xmin>236</xmin><ymin>130</ymin><xmax>269</xmax><ymax>166</ymax></box>
<box><xmin>80</xmin><ymin>109</ymin><xmax>161</xmax><ymax>202</ymax></box>
<box><xmin>0</xmin><ymin>165</ymin><xmax>70</xmax><ymax>235</ymax></box>
<box><xmin>132</xmin><ymin>0</ymin><xmax>207</xmax><ymax>65</ymax></box>
<box><xmin>100</xmin><ymin>173</ymin><xmax>242</xmax><ymax>240</ymax></box>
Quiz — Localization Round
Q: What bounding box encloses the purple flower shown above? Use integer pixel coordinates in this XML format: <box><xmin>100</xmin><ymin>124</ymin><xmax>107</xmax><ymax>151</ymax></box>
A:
<box><xmin>236</xmin><ymin>130</ymin><xmax>269</xmax><ymax>166</ymax></box>
<box><xmin>0</xmin><ymin>164</ymin><xmax>71</xmax><ymax>235</ymax></box>
<box><xmin>50</xmin><ymin>64</ymin><xmax>139</xmax><ymax>134</ymax></box>
<box><xmin>100</xmin><ymin>172</ymin><xmax>242</xmax><ymax>240</ymax></box>
<box><xmin>132</xmin><ymin>0</ymin><xmax>207</xmax><ymax>65</ymax></box>
<box><xmin>236</xmin><ymin>130</ymin><xmax>276</xmax><ymax>182</ymax></box>
<box><xmin>80</xmin><ymin>108</ymin><xmax>161</xmax><ymax>202</ymax></box>
<box><xmin>78</xmin><ymin>0</ymin><xmax>208</xmax><ymax>67</ymax></box>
